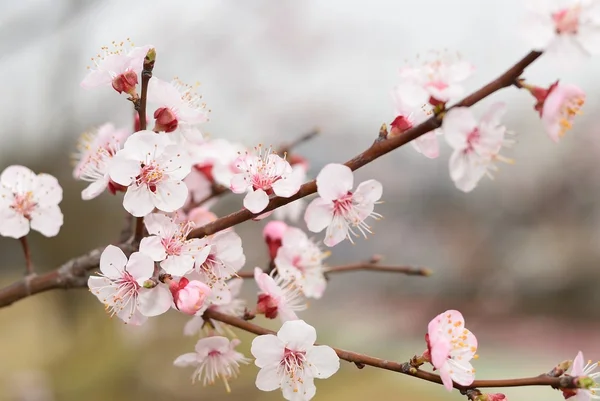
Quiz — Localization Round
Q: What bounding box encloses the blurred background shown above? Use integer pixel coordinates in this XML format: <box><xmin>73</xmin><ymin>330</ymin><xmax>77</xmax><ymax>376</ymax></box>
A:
<box><xmin>1</xmin><ymin>0</ymin><xmax>599</xmax><ymax>400</ymax></box>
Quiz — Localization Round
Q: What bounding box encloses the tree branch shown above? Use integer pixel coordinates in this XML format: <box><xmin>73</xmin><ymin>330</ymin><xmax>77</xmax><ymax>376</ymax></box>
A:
<box><xmin>203</xmin><ymin>309</ymin><xmax>577</xmax><ymax>391</ymax></box>
<box><xmin>188</xmin><ymin>51</ymin><xmax>542</xmax><ymax>239</ymax></box>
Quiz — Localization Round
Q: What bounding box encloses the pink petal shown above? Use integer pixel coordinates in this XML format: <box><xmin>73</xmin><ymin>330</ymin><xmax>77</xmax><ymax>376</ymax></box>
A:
<box><xmin>1</xmin><ymin>165</ymin><xmax>36</xmax><ymax>189</ymax></box>
<box><xmin>230</xmin><ymin>173</ymin><xmax>249</xmax><ymax>193</ymax></box>
<box><xmin>126</xmin><ymin>252</ymin><xmax>154</xmax><ymax>282</ymax></box>
<box><xmin>123</xmin><ymin>185</ymin><xmax>155</xmax><ymax>217</ymax></box>
<box><xmin>316</xmin><ymin>163</ymin><xmax>354</xmax><ymax>201</ymax></box>
<box><xmin>99</xmin><ymin>245</ymin><xmax>128</xmax><ymax>278</ymax></box>
<box><xmin>439</xmin><ymin>365</ymin><xmax>455</xmax><ymax>391</ymax></box>
<box><xmin>272</xmin><ymin>175</ymin><xmax>302</xmax><ymax>198</ymax></box>
<box><xmin>173</xmin><ymin>353</ymin><xmax>198</xmax><ymax>367</ymax></box>
<box><xmin>306</xmin><ymin>345</ymin><xmax>340</xmax><ymax>379</ymax></box>
<box><xmin>143</xmin><ymin>213</ymin><xmax>174</xmax><ymax>236</ymax></box>
<box><xmin>108</xmin><ymin>155</ymin><xmax>139</xmax><ymax>186</ymax></box>
<box><xmin>162</xmin><ymin>254</ymin><xmax>195</xmax><ymax>276</ymax></box>
<box><xmin>29</xmin><ymin>205</ymin><xmax>63</xmax><ymax>237</ymax></box>
<box><xmin>80</xmin><ymin>69</ymin><xmax>112</xmax><ymax>89</ymax></box>
<box><xmin>35</xmin><ymin>173</ymin><xmax>63</xmax><ymax>206</ymax></box>
<box><xmin>243</xmin><ymin>189</ymin><xmax>269</xmax><ymax>214</ymax></box>
<box><xmin>139</xmin><ymin>236</ymin><xmax>167</xmax><ymax>261</ymax></box>
<box><xmin>138</xmin><ymin>285</ymin><xmax>172</xmax><ymax>317</ymax></box>
<box><xmin>411</xmin><ymin>131</ymin><xmax>440</xmax><ymax>159</ymax></box>
<box><xmin>572</xmin><ymin>351</ymin><xmax>585</xmax><ymax>375</ymax></box>
<box><xmin>304</xmin><ymin>197</ymin><xmax>334</xmax><ymax>233</ymax></box>
<box><xmin>153</xmin><ymin>180</ymin><xmax>189</xmax><ymax>213</ymax></box>
<box><xmin>277</xmin><ymin>320</ymin><xmax>316</xmax><ymax>351</ymax></box>
<box><xmin>147</xmin><ymin>77</ymin><xmax>182</xmax><ymax>106</ymax></box>
<box><xmin>0</xmin><ymin>209</ymin><xmax>30</xmax><ymax>238</ymax></box>
<box><xmin>324</xmin><ymin>216</ymin><xmax>348</xmax><ymax>247</ymax></box>
<box><xmin>81</xmin><ymin>177</ymin><xmax>109</xmax><ymax>200</ymax></box>
<box><xmin>430</xmin><ymin>339</ymin><xmax>452</xmax><ymax>370</ymax></box>
<box><xmin>255</xmin><ymin>365</ymin><xmax>281</xmax><ymax>391</ymax></box>
<box><xmin>443</xmin><ymin>107</ymin><xmax>478</xmax><ymax>150</ymax></box>
<box><xmin>354</xmin><ymin>179</ymin><xmax>383</xmax><ymax>204</ymax></box>
<box><xmin>251</xmin><ymin>334</ymin><xmax>285</xmax><ymax>368</ymax></box>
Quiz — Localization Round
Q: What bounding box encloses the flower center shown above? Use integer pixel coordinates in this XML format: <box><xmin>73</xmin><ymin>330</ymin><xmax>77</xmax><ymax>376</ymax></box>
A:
<box><xmin>464</xmin><ymin>128</ymin><xmax>481</xmax><ymax>153</ymax></box>
<box><xmin>137</xmin><ymin>163</ymin><xmax>164</xmax><ymax>192</ymax></box>
<box><xmin>280</xmin><ymin>348</ymin><xmax>307</xmax><ymax>389</ymax></box>
<box><xmin>161</xmin><ymin>236</ymin><xmax>183</xmax><ymax>256</ymax></box>
<box><xmin>11</xmin><ymin>192</ymin><xmax>37</xmax><ymax>219</ymax></box>
<box><xmin>292</xmin><ymin>255</ymin><xmax>305</xmax><ymax>273</ymax></box>
<box><xmin>552</xmin><ymin>6</ymin><xmax>581</xmax><ymax>34</ymax></box>
<box><xmin>332</xmin><ymin>192</ymin><xmax>354</xmax><ymax>217</ymax></box>
<box><xmin>558</xmin><ymin>95</ymin><xmax>585</xmax><ymax>137</ymax></box>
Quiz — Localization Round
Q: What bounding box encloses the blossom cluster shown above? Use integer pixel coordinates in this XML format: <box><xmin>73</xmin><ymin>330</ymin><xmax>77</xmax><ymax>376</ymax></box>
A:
<box><xmin>0</xmin><ymin>1</ymin><xmax>598</xmax><ymax>400</ymax></box>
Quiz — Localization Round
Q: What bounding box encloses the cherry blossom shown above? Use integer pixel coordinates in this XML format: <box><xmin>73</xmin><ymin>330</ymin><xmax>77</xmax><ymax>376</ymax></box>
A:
<box><xmin>304</xmin><ymin>163</ymin><xmax>382</xmax><ymax>247</ymax></box>
<box><xmin>139</xmin><ymin>213</ymin><xmax>210</xmax><ymax>276</ymax></box>
<box><xmin>230</xmin><ymin>146</ymin><xmax>302</xmax><ymax>214</ymax></box>
<box><xmin>391</xmin><ymin>88</ymin><xmax>440</xmax><ymax>158</ymax></box>
<box><xmin>443</xmin><ymin>103</ymin><xmax>513</xmax><ymax>192</ymax></box>
<box><xmin>109</xmin><ymin>130</ymin><xmax>191</xmax><ymax>217</ymax></box>
<box><xmin>251</xmin><ymin>320</ymin><xmax>340</xmax><ymax>401</ymax></box>
<box><xmin>184</xmin><ymin>278</ymin><xmax>246</xmax><ymax>337</ymax></box>
<box><xmin>168</xmin><ymin>277</ymin><xmax>212</xmax><ymax>316</ymax></box>
<box><xmin>263</xmin><ymin>220</ymin><xmax>288</xmax><ymax>260</ymax></box>
<box><xmin>425</xmin><ymin>310</ymin><xmax>478</xmax><ymax>391</ymax></box>
<box><xmin>195</xmin><ymin>230</ymin><xmax>246</xmax><ymax>287</ymax></box>
<box><xmin>526</xmin><ymin>81</ymin><xmax>585</xmax><ymax>142</ymax></box>
<box><xmin>73</xmin><ymin>123</ymin><xmax>131</xmax><ymax>200</ymax></box>
<box><xmin>174</xmin><ymin>336</ymin><xmax>250</xmax><ymax>392</ymax></box>
<box><xmin>0</xmin><ymin>165</ymin><xmax>63</xmax><ymax>239</ymax></box>
<box><xmin>523</xmin><ymin>0</ymin><xmax>600</xmax><ymax>61</ymax></box>
<box><xmin>273</xmin><ymin>163</ymin><xmax>309</xmax><ymax>222</ymax></box>
<box><xmin>191</xmin><ymin>138</ymin><xmax>247</xmax><ymax>188</ymax></box>
<box><xmin>187</xmin><ymin>206</ymin><xmax>218</xmax><ymax>227</ymax></box>
<box><xmin>561</xmin><ymin>351</ymin><xmax>600</xmax><ymax>400</ymax></box>
<box><xmin>148</xmin><ymin>77</ymin><xmax>208</xmax><ymax>135</ymax></box>
<box><xmin>394</xmin><ymin>52</ymin><xmax>474</xmax><ymax>107</ymax></box>
<box><xmin>254</xmin><ymin>267</ymin><xmax>306</xmax><ymax>322</ymax></box>
<box><xmin>274</xmin><ymin>227</ymin><xmax>328</xmax><ymax>299</ymax></box>
<box><xmin>81</xmin><ymin>41</ymin><xmax>152</xmax><ymax>94</ymax></box>
<box><xmin>87</xmin><ymin>245</ymin><xmax>172</xmax><ymax>325</ymax></box>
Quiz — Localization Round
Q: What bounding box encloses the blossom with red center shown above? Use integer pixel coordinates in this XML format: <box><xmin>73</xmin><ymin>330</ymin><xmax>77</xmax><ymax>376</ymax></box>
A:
<box><xmin>523</xmin><ymin>0</ymin><xmax>600</xmax><ymax>61</ymax></box>
<box><xmin>73</xmin><ymin>123</ymin><xmax>131</xmax><ymax>200</ymax></box>
<box><xmin>390</xmin><ymin>89</ymin><xmax>439</xmax><ymax>158</ymax></box>
<box><xmin>88</xmin><ymin>245</ymin><xmax>172</xmax><ymax>325</ymax></box>
<box><xmin>174</xmin><ymin>336</ymin><xmax>249</xmax><ymax>391</ymax></box>
<box><xmin>527</xmin><ymin>81</ymin><xmax>585</xmax><ymax>142</ymax></box>
<box><xmin>274</xmin><ymin>226</ymin><xmax>328</xmax><ymax>299</ymax></box>
<box><xmin>425</xmin><ymin>309</ymin><xmax>478</xmax><ymax>391</ymax></box>
<box><xmin>139</xmin><ymin>213</ymin><xmax>210</xmax><ymax>276</ymax></box>
<box><xmin>147</xmin><ymin>77</ymin><xmax>208</xmax><ymax>138</ymax></box>
<box><xmin>254</xmin><ymin>267</ymin><xmax>306</xmax><ymax>322</ymax></box>
<box><xmin>0</xmin><ymin>165</ymin><xmax>63</xmax><ymax>239</ymax></box>
<box><xmin>251</xmin><ymin>320</ymin><xmax>340</xmax><ymax>401</ymax></box>
<box><xmin>195</xmin><ymin>230</ymin><xmax>246</xmax><ymax>287</ymax></box>
<box><xmin>168</xmin><ymin>277</ymin><xmax>212</xmax><ymax>315</ymax></box>
<box><xmin>80</xmin><ymin>40</ymin><xmax>152</xmax><ymax>95</ymax></box>
<box><xmin>109</xmin><ymin>131</ymin><xmax>191</xmax><ymax>217</ymax></box>
<box><xmin>443</xmin><ymin>103</ymin><xmax>513</xmax><ymax>192</ymax></box>
<box><xmin>304</xmin><ymin>163</ymin><xmax>382</xmax><ymax>247</ymax></box>
<box><xmin>230</xmin><ymin>146</ymin><xmax>303</xmax><ymax>214</ymax></box>
<box><xmin>394</xmin><ymin>52</ymin><xmax>474</xmax><ymax>108</ymax></box>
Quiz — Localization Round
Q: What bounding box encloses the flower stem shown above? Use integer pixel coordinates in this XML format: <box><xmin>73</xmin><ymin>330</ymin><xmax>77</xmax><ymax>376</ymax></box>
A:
<box><xmin>19</xmin><ymin>236</ymin><xmax>33</xmax><ymax>276</ymax></box>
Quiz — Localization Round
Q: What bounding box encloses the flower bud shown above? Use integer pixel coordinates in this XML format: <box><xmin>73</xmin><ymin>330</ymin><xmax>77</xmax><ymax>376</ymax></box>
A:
<box><xmin>390</xmin><ymin>115</ymin><xmax>413</xmax><ymax>137</ymax></box>
<box><xmin>263</xmin><ymin>221</ymin><xmax>288</xmax><ymax>260</ymax></box>
<box><xmin>169</xmin><ymin>277</ymin><xmax>211</xmax><ymax>315</ymax></box>
<box><xmin>111</xmin><ymin>70</ymin><xmax>138</xmax><ymax>95</ymax></box>
<box><xmin>476</xmin><ymin>393</ymin><xmax>507</xmax><ymax>401</ymax></box>
<box><xmin>154</xmin><ymin>107</ymin><xmax>178</xmax><ymax>133</ymax></box>
<box><xmin>256</xmin><ymin>293</ymin><xmax>279</xmax><ymax>319</ymax></box>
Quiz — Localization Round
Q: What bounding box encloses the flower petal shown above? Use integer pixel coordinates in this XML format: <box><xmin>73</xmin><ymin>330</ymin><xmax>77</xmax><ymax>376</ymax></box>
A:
<box><xmin>255</xmin><ymin>365</ymin><xmax>281</xmax><ymax>392</ymax></box>
<box><xmin>99</xmin><ymin>245</ymin><xmax>128</xmax><ymax>278</ymax></box>
<box><xmin>126</xmin><ymin>252</ymin><xmax>154</xmax><ymax>281</ymax></box>
<box><xmin>443</xmin><ymin>107</ymin><xmax>478</xmax><ymax>150</ymax></box>
<box><xmin>123</xmin><ymin>185</ymin><xmax>155</xmax><ymax>217</ymax></box>
<box><xmin>29</xmin><ymin>205</ymin><xmax>63</xmax><ymax>237</ymax></box>
<box><xmin>304</xmin><ymin>198</ymin><xmax>333</xmax><ymax>233</ymax></box>
<box><xmin>307</xmin><ymin>345</ymin><xmax>340</xmax><ymax>379</ymax></box>
<box><xmin>277</xmin><ymin>320</ymin><xmax>316</xmax><ymax>351</ymax></box>
<box><xmin>173</xmin><ymin>353</ymin><xmax>198</xmax><ymax>367</ymax></box>
<box><xmin>243</xmin><ymin>189</ymin><xmax>269</xmax><ymax>214</ymax></box>
<box><xmin>139</xmin><ymin>236</ymin><xmax>167</xmax><ymax>262</ymax></box>
<box><xmin>153</xmin><ymin>181</ymin><xmax>189</xmax><ymax>213</ymax></box>
<box><xmin>251</xmin><ymin>334</ymin><xmax>285</xmax><ymax>368</ymax></box>
<box><xmin>315</xmin><ymin>163</ymin><xmax>354</xmax><ymax>201</ymax></box>
<box><xmin>138</xmin><ymin>285</ymin><xmax>173</xmax><ymax>317</ymax></box>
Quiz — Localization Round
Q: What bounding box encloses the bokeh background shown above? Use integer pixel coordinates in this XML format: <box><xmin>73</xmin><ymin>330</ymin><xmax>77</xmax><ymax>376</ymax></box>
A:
<box><xmin>1</xmin><ymin>0</ymin><xmax>599</xmax><ymax>400</ymax></box>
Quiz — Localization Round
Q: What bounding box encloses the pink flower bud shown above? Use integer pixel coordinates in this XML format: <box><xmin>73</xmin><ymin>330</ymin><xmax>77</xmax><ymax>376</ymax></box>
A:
<box><xmin>154</xmin><ymin>107</ymin><xmax>178</xmax><ymax>133</ymax></box>
<box><xmin>194</xmin><ymin>163</ymin><xmax>215</xmax><ymax>182</ymax></box>
<box><xmin>169</xmin><ymin>277</ymin><xmax>211</xmax><ymax>316</ymax></box>
<box><xmin>256</xmin><ymin>293</ymin><xmax>279</xmax><ymax>319</ymax></box>
<box><xmin>263</xmin><ymin>221</ymin><xmax>288</xmax><ymax>260</ymax></box>
<box><xmin>390</xmin><ymin>115</ymin><xmax>413</xmax><ymax>137</ymax></box>
<box><xmin>479</xmin><ymin>393</ymin><xmax>507</xmax><ymax>401</ymax></box>
<box><xmin>111</xmin><ymin>71</ymin><xmax>138</xmax><ymax>95</ymax></box>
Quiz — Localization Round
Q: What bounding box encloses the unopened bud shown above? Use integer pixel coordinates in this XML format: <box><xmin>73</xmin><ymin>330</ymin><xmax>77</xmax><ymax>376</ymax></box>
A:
<box><xmin>389</xmin><ymin>115</ymin><xmax>413</xmax><ymax>137</ymax></box>
<box><xmin>263</xmin><ymin>221</ymin><xmax>288</xmax><ymax>260</ymax></box>
<box><xmin>256</xmin><ymin>293</ymin><xmax>279</xmax><ymax>319</ymax></box>
<box><xmin>169</xmin><ymin>277</ymin><xmax>212</xmax><ymax>316</ymax></box>
<box><xmin>154</xmin><ymin>107</ymin><xmax>178</xmax><ymax>132</ymax></box>
<box><xmin>476</xmin><ymin>393</ymin><xmax>507</xmax><ymax>401</ymax></box>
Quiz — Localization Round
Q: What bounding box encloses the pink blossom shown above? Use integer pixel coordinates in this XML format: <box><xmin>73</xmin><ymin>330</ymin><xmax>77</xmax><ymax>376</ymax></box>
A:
<box><xmin>230</xmin><ymin>146</ymin><xmax>302</xmax><ymax>214</ymax></box>
<box><xmin>191</xmin><ymin>138</ymin><xmax>247</xmax><ymax>188</ymax></box>
<box><xmin>254</xmin><ymin>267</ymin><xmax>306</xmax><ymax>322</ymax></box>
<box><xmin>523</xmin><ymin>0</ymin><xmax>600</xmax><ymax>62</ymax></box>
<box><xmin>0</xmin><ymin>165</ymin><xmax>63</xmax><ymax>238</ymax></box>
<box><xmin>274</xmin><ymin>227</ymin><xmax>328</xmax><ymax>299</ymax></box>
<box><xmin>263</xmin><ymin>220</ymin><xmax>289</xmax><ymax>260</ymax></box>
<box><xmin>390</xmin><ymin>91</ymin><xmax>439</xmax><ymax>158</ymax></box>
<box><xmin>426</xmin><ymin>310</ymin><xmax>478</xmax><ymax>391</ymax></box>
<box><xmin>174</xmin><ymin>336</ymin><xmax>249</xmax><ymax>391</ymax></box>
<box><xmin>169</xmin><ymin>277</ymin><xmax>212</xmax><ymax>315</ymax></box>
<box><xmin>195</xmin><ymin>230</ymin><xmax>246</xmax><ymax>287</ymax></box>
<box><xmin>273</xmin><ymin>164</ymin><xmax>309</xmax><ymax>222</ymax></box>
<box><xmin>251</xmin><ymin>320</ymin><xmax>340</xmax><ymax>401</ymax></box>
<box><xmin>562</xmin><ymin>351</ymin><xmax>600</xmax><ymax>400</ymax></box>
<box><xmin>187</xmin><ymin>206</ymin><xmax>218</xmax><ymax>227</ymax></box>
<box><xmin>184</xmin><ymin>278</ymin><xmax>246</xmax><ymax>337</ymax></box>
<box><xmin>109</xmin><ymin>130</ymin><xmax>191</xmax><ymax>216</ymax></box>
<box><xmin>443</xmin><ymin>103</ymin><xmax>512</xmax><ymax>192</ymax></box>
<box><xmin>304</xmin><ymin>163</ymin><xmax>382</xmax><ymax>247</ymax></box>
<box><xmin>73</xmin><ymin>123</ymin><xmax>131</xmax><ymax>200</ymax></box>
<box><xmin>88</xmin><ymin>245</ymin><xmax>172</xmax><ymax>325</ymax></box>
<box><xmin>81</xmin><ymin>42</ymin><xmax>152</xmax><ymax>94</ymax></box>
<box><xmin>139</xmin><ymin>213</ymin><xmax>210</xmax><ymax>276</ymax></box>
<box><xmin>147</xmin><ymin>77</ymin><xmax>208</xmax><ymax>134</ymax></box>
<box><xmin>395</xmin><ymin>53</ymin><xmax>474</xmax><ymax>107</ymax></box>
<box><xmin>530</xmin><ymin>82</ymin><xmax>585</xmax><ymax>142</ymax></box>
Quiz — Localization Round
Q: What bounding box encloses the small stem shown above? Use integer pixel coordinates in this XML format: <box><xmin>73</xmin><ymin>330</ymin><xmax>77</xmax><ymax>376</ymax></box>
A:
<box><xmin>135</xmin><ymin>48</ymin><xmax>156</xmax><ymax>132</ymax></box>
<box><xmin>134</xmin><ymin>217</ymin><xmax>145</xmax><ymax>242</ymax></box>
<box><xmin>19</xmin><ymin>236</ymin><xmax>33</xmax><ymax>276</ymax></box>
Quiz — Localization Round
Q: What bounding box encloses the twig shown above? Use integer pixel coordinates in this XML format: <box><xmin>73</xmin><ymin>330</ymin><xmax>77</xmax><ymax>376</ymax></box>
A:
<box><xmin>203</xmin><ymin>309</ymin><xmax>577</xmax><ymax>391</ymax></box>
<box><xmin>188</xmin><ymin>51</ymin><xmax>542</xmax><ymax>240</ymax></box>
<box><xmin>134</xmin><ymin>217</ymin><xmax>145</xmax><ymax>243</ymax></box>
<box><xmin>19</xmin><ymin>236</ymin><xmax>33</xmax><ymax>276</ymax></box>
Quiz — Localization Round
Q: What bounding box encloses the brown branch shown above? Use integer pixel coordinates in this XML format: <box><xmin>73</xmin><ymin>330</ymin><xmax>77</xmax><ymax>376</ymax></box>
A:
<box><xmin>189</xmin><ymin>51</ymin><xmax>542</xmax><ymax>239</ymax></box>
<box><xmin>0</xmin><ymin>243</ymin><xmax>136</xmax><ymax>308</ymax></box>
<box><xmin>203</xmin><ymin>309</ymin><xmax>577</xmax><ymax>391</ymax></box>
